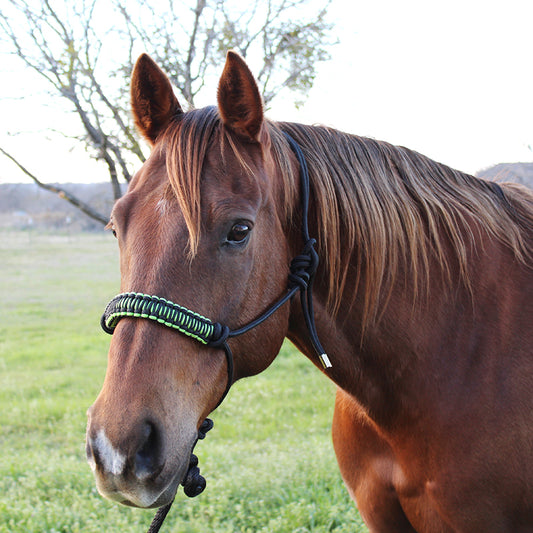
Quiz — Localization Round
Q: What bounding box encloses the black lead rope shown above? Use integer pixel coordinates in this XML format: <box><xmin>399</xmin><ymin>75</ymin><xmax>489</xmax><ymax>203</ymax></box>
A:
<box><xmin>147</xmin><ymin>418</ymin><xmax>214</xmax><ymax>533</ymax></box>
<box><xmin>100</xmin><ymin>132</ymin><xmax>330</xmax><ymax>533</ymax></box>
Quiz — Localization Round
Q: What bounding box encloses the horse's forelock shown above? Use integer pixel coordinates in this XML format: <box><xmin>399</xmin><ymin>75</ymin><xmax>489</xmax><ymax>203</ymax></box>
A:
<box><xmin>163</xmin><ymin>107</ymin><xmax>219</xmax><ymax>258</ymax></box>
<box><xmin>161</xmin><ymin>107</ymin><xmax>298</xmax><ymax>260</ymax></box>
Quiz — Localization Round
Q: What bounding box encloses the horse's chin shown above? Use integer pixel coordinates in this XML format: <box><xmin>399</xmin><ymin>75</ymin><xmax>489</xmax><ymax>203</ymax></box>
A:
<box><xmin>114</xmin><ymin>482</ymin><xmax>178</xmax><ymax>509</ymax></box>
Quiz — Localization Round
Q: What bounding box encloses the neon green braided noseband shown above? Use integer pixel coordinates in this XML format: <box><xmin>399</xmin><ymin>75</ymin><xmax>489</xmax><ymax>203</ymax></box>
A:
<box><xmin>101</xmin><ymin>292</ymin><xmax>216</xmax><ymax>344</ymax></box>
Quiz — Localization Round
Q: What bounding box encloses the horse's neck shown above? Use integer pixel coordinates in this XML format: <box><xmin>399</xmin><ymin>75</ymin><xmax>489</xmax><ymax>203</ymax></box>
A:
<box><xmin>290</xmin><ymin>228</ymin><xmax>531</xmax><ymax>430</ymax></box>
<box><xmin>288</xmin><ymin>240</ymin><xmax>474</xmax><ymax>428</ymax></box>
<box><xmin>284</xmin><ymin>219</ymin><xmax>427</xmax><ymax>425</ymax></box>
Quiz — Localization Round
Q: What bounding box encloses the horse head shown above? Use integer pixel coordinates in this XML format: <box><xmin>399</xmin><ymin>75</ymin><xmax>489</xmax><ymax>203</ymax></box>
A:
<box><xmin>86</xmin><ymin>52</ymin><xmax>297</xmax><ymax>509</ymax></box>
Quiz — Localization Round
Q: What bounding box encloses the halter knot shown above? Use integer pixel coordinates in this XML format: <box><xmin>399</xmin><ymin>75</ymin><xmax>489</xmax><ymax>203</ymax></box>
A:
<box><xmin>288</xmin><ymin>238</ymin><xmax>319</xmax><ymax>290</ymax></box>
<box><xmin>207</xmin><ymin>322</ymin><xmax>230</xmax><ymax>348</ymax></box>
<box><xmin>181</xmin><ymin>454</ymin><xmax>206</xmax><ymax>498</ymax></box>
<box><xmin>198</xmin><ymin>418</ymin><xmax>214</xmax><ymax>440</ymax></box>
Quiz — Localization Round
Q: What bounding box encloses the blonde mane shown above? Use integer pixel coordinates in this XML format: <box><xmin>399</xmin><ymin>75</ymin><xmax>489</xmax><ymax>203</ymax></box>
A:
<box><xmin>161</xmin><ymin>107</ymin><xmax>533</xmax><ymax>328</ymax></box>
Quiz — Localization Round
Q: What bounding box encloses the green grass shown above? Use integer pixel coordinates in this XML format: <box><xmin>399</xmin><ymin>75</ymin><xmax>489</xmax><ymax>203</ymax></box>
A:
<box><xmin>0</xmin><ymin>230</ymin><xmax>367</xmax><ymax>532</ymax></box>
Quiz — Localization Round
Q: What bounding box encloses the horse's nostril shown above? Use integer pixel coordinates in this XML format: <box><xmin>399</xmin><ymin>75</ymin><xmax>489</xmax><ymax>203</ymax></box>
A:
<box><xmin>135</xmin><ymin>421</ymin><xmax>161</xmax><ymax>480</ymax></box>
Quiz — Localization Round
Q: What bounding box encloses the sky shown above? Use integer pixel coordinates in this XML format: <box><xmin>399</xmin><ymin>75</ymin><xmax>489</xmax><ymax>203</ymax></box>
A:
<box><xmin>1</xmin><ymin>0</ymin><xmax>532</xmax><ymax>184</ymax></box>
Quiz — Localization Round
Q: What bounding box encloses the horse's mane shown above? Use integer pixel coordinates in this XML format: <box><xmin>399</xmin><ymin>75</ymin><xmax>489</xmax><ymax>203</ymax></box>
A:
<box><xmin>161</xmin><ymin>106</ymin><xmax>533</xmax><ymax>329</ymax></box>
<box><xmin>277</xmin><ymin>122</ymin><xmax>533</xmax><ymax>325</ymax></box>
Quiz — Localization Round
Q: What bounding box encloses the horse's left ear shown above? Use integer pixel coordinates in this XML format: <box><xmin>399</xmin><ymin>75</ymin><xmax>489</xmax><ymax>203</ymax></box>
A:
<box><xmin>217</xmin><ymin>51</ymin><xmax>264</xmax><ymax>142</ymax></box>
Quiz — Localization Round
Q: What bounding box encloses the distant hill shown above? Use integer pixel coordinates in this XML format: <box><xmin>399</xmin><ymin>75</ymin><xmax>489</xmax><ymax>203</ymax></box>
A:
<box><xmin>477</xmin><ymin>162</ymin><xmax>533</xmax><ymax>188</ymax></box>
<box><xmin>0</xmin><ymin>182</ymin><xmax>118</xmax><ymax>231</ymax></box>
<box><xmin>0</xmin><ymin>163</ymin><xmax>532</xmax><ymax>230</ymax></box>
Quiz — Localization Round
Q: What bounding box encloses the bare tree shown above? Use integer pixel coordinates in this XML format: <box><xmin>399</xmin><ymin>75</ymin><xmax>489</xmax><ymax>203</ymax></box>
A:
<box><xmin>0</xmin><ymin>0</ymin><xmax>335</xmax><ymax>225</ymax></box>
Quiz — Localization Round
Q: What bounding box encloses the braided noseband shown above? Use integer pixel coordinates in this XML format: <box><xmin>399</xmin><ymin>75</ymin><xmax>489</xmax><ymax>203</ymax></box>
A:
<box><xmin>100</xmin><ymin>132</ymin><xmax>330</xmax><ymax>532</ymax></box>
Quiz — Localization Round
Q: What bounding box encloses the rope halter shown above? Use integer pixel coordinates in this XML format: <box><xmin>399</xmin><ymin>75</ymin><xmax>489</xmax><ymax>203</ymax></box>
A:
<box><xmin>100</xmin><ymin>131</ymin><xmax>331</xmax><ymax>533</ymax></box>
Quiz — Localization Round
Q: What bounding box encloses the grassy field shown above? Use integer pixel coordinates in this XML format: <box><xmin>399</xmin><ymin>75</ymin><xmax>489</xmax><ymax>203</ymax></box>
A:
<box><xmin>0</xmin><ymin>230</ymin><xmax>367</xmax><ymax>532</ymax></box>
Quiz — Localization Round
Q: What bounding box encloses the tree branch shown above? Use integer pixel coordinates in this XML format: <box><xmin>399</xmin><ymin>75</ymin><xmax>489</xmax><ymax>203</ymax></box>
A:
<box><xmin>0</xmin><ymin>0</ymin><xmax>336</xmax><ymax>227</ymax></box>
<box><xmin>0</xmin><ymin>146</ymin><xmax>109</xmax><ymax>225</ymax></box>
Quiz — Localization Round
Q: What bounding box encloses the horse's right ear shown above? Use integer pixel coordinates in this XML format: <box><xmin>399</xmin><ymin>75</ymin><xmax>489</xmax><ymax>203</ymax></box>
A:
<box><xmin>131</xmin><ymin>54</ymin><xmax>183</xmax><ymax>145</ymax></box>
<box><xmin>217</xmin><ymin>51</ymin><xmax>264</xmax><ymax>142</ymax></box>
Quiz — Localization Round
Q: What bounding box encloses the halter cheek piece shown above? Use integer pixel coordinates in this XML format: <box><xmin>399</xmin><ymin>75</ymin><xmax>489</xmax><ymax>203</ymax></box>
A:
<box><xmin>100</xmin><ymin>132</ymin><xmax>330</xmax><ymax>532</ymax></box>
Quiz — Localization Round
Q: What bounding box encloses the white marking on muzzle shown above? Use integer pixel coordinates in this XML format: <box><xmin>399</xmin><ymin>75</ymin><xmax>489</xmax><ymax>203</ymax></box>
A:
<box><xmin>93</xmin><ymin>429</ymin><xmax>127</xmax><ymax>476</ymax></box>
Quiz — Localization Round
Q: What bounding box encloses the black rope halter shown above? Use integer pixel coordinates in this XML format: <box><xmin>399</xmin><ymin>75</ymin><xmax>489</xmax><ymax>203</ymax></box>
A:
<box><xmin>100</xmin><ymin>131</ymin><xmax>330</xmax><ymax>532</ymax></box>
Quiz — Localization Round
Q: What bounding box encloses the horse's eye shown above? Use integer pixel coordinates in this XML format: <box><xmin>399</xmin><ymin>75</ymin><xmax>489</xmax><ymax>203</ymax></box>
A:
<box><xmin>227</xmin><ymin>222</ymin><xmax>251</xmax><ymax>244</ymax></box>
<box><xmin>106</xmin><ymin>220</ymin><xmax>117</xmax><ymax>238</ymax></box>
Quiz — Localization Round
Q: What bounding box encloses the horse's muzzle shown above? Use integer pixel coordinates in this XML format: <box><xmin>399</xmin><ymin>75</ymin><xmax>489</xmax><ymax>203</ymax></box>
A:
<box><xmin>85</xmin><ymin>407</ymin><xmax>194</xmax><ymax>508</ymax></box>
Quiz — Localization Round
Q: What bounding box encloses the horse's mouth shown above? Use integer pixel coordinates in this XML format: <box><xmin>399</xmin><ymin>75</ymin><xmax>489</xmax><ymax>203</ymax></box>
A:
<box><xmin>97</xmin><ymin>467</ymin><xmax>184</xmax><ymax>509</ymax></box>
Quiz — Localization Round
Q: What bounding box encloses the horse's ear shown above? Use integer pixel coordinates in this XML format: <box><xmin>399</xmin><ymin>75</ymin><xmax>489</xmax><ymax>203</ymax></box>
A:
<box><xmin>131</xmin><ymin>54</ymin><xmax>183</xmax><ymax>145</ymax></box>
<box><xmin>217</xmin><ymin>51</ymin><xmax>264</xmax><ymax>142</ymax></box>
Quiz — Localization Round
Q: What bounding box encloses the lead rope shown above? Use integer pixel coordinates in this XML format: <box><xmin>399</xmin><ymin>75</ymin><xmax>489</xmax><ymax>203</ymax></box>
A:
<box><xmin>147</xmin><ymin>502</ymin><xmax>172</xmax><ymax>533</ymax></box>
<box><xmin>102</xmin><ymin>132</ymin><xmax>330</xmax><ymax>533</ymax></box>
<box><xmin>147</xmin><ymin>417</ymin><xmax>214</xmax><ymax>533</ymax></box>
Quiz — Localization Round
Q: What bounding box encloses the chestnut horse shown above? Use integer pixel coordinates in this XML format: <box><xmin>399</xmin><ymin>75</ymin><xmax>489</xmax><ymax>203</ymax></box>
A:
<box><xmin>86</xmin><ymin>51</ymin><xmax>533</xmax><ymax>532</ymax></box>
